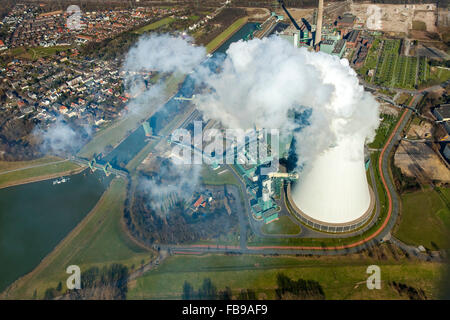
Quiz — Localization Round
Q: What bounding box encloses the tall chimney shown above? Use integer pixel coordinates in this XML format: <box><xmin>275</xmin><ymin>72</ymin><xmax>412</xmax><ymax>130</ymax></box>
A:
<box><xmin>315</xmin><ymin>0</ymin><xmax>323</xmax><ymax>46</ymax></box>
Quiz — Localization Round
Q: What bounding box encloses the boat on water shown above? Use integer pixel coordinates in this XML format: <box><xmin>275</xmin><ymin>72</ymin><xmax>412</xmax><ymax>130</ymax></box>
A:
<box><xmin>52</xmin><ymin>177</ymin><xmax>70</xmax><ymax>185</ymax></box>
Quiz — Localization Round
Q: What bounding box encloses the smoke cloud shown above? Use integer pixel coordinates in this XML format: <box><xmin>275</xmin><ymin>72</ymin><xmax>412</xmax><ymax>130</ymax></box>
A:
<box><xmin>124</xmin><ymin>34</ymin><xmax>206</xmax><ymax>75</ymax></box>
<box><xmin>140</xmin><ymin>161</ymin><xmax>202</xmax><ymax>214</ymax></box>
<box><xmin>123</xmin><ymin>34</ymin><xmax>206</xmax><ymax>211</ymax></box>
<box><xmin>195</xmin><ymin>36</ymin><xmax>379</xmax><ymax>168</ymax></box>
<box><xmin>33</xmin><ymin>117</ymin><xmax>91</xmax><ymax>156</ymax></box>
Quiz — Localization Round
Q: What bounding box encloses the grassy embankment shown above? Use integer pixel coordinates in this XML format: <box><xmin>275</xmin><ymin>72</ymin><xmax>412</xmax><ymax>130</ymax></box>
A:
<box><xmin>395</xmin><ymin>187</ymin><xmax>450</xmax><ymax>250</ymax></box>
<box><xmin>128</xmin><ymin>253</ymin><xmax>443</xmax><ymax>300</ymax></box>
<box><xmin>0</xmin><ymin>157</ymin><xmax>83</xmax><ymax>189</ymax></box>
<box><xmin>1</xmin><ymin>178</ymin><xmax>151</xmax><ymax>299</ymax></box>
<box><xmin>205</xmin><ymin>17</ymin><xmax>248</xmax><ymax>53</ymax></box>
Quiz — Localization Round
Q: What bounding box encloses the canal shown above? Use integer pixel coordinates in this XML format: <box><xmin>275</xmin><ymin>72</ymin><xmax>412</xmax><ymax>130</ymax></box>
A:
<box><xmin>0</xmin><ymin>22</ymin><xmax>259</xmax><ymax>293</ymax></box>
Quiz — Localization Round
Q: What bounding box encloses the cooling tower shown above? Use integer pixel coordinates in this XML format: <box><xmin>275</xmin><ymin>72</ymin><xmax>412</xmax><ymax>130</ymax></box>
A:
<box><xmin>291</xmin><ymin>134</ymin><xmax>374</xmax><ymax>230</ymax></box>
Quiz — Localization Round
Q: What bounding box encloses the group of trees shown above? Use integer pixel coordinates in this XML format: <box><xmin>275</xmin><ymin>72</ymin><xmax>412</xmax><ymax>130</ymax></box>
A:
<box><xmin>124</xmin><ymin>168</ymin><xmax>239</xmax><ymax>245</ymax></box>
<box><xmin>392</xmin><ymin>162</ymin><xmax>421</xmax><ymax>194</ymax></box>
<box><xmin>181</xmin><ymin>273</ymin><xmax>325</xmax><ymax>300</ymax></box>
<box><xmin>182</xmin><ymin>278</ymin><xmax>257</xmax><ymax>300</ymax></box>
<box><xmin>390</xmin><ymin>281</ymin><xmax>427</xmax><ymax>300</ymax></box>
<box><xmin>0</xmin><ymin>110</ymin><xmax>41</xmax><ymax>161</ymax></box>
<box><xmin>275</xmin><ymin>273</ymin><xmax>325</xmax><ymax>300</ymax></box>
<box><xmin>44</xmin><ymin>264</ymin><xmax>129</xmax><ymax>300</ymax></box>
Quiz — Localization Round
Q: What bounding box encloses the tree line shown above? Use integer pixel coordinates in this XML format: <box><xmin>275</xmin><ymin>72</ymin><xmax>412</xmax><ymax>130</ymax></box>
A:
<box><xmin>181</xmin><ymin>273</ymin><xmax>325</xmax><ymax>300</ymax></box>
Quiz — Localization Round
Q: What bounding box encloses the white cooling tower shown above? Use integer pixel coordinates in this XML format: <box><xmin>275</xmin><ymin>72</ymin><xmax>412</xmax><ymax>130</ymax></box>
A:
<box><xmin>292</xmin><ymin>135</ymin><xmax>372</xmax><ymax>225</ymax></box>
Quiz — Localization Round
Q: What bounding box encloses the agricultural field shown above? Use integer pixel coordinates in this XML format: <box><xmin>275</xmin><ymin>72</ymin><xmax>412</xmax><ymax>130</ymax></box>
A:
<box><xmin>358</xmin><ymin>38</ymin><xmax>449</xmax><ymax>89</ymax></box>
<box><xmin>395</xmin><ymin>187</ymin><xmax>450</xmax><ymax>250</ymax></box>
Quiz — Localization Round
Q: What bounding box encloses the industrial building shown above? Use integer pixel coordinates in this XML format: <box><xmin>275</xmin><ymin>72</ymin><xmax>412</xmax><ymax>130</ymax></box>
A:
<box><xmin>276</xmin><ymin>2</ymin><xmax>349</xmax><ymax>59</ymax></box>
<box><xmin>233</xmin><ymin>132</ymin><xmax>296</xmax><ymax>224</ymax></box>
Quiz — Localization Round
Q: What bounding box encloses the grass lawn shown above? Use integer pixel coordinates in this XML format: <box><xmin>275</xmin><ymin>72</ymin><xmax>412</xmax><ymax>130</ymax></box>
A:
<box><xmin>28</xmin><ymin>46</ymin><xmax>72</xmax><ymax>60</ymax></box>
<box><xmin>205</xmin><ymin>17</ymin><xmax>248</xmax><ymax>53</ymax></box>
<box><xmin>261</xmin><ymin>215</ymin><xmax>300</xmax><ymax>235</ymax></box>
<box><xmin>134</xmin><ymin>17</ymin><xmax>176</xmax><ymax>34</ymax></box>
<box><xmin>128</xmin><ymin>254</ymin><xmax>443</xmax><ymax>299</ymax></box>
<box><xmin>2</xmin><ymin>178</ymin><xmax>151</xmax><ymax>299</ymax></box>
<box><xmin>201</xmin><ymin>165</ymin><xmax>239</xmax><ymax>186</ymax></box>
<box><xmin>395</xmin><ymin>187</ymin><xmax>450</xmax><ymax>250</ymax></box>
<box><xmin>0</xmin><ymin>161</ymin><xmax>82</xmax><ymax>189</ymax></box>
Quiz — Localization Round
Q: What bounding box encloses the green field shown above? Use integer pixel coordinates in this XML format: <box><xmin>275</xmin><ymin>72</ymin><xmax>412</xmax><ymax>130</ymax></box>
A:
<box><xmin>2</xmin><ymin>178</ymin><xmax>150</xmax><ymax>299</ymax></box>
<box><xmin>0</xmin><ymin>156</ymin><xmax>61</xmax><ymax>173</ymax></box>
<box><xmin>205</xmin><ymin>17</ymin><xmax>248</xmax><ymax>53</ymax></box>
<box><xmin>358</xmin><ymin>38</ymin><xmax>449</xmax><ymax>89</ymax></box>
<box><xmin>134</xmin><ymin>17</ymin><xmax>176</xmax><ymax>34</ymax></box>
<box><xmin>201</xmin><ymin>165</ymin><xmax>239</xmax><ymax>186</ymax></box>
<box><xmin>0</xmin><ymin>161</ymin><xmax>82</xmax><ymax>189</ymax></box>
<box><xmin>28</xmin><ymin>46</ymin><xmax>72</xmax><ymax>60</ymax></box>
<box><xmin>395</xmin><ymin>187</ymin><xmax>450</xmax><ymax>250</ymax></box>
<box><xmin>5</xmin><ymin>46</ymin><xmax>72</xmax><ymax>61</ymax></box>
<box><xmin>128</xmin><ymin>254</ymin><xmax>443</xmax><ymax>299</ymax></box>
<box><xmin>261</xmin><ymin>215</ymin><xmax>300</xmax><ymax>235</ymax></box>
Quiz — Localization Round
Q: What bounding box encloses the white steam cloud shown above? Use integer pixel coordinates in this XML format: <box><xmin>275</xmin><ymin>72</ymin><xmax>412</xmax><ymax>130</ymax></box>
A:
<box><xmin>33</xmin><ymin>117</ymin><xmax>91</xmax><ymax>155</ymax></box>
<box><xmin>140</xmin><ymin>162</ymin><xmax>202</xmax><ymax>214</ymax></box>
<box><xmin>124</xmin><ymin>34</ymin><xmax>206</xmax><ymax>74</ymax></box>
<box><xmin>121</xmin><ymin>34</ymin><xmax>379</xmax><ymax>214</ymax></box>
<box><xmin>195</xmin><ymin>36</ymin><xmax>380</xmax><ymax>167</ymax></box>
<box><xmin>123</xmin><ymin>35</ymin><xmax>206</xmax><ymax>211</ymax></box>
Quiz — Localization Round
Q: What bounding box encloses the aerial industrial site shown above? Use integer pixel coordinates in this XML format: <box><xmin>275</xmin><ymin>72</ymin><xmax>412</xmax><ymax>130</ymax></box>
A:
<box><xmin>0</xmin><ymin>0</ymin><xmax>449</xmax><ymax>307</ymax></box>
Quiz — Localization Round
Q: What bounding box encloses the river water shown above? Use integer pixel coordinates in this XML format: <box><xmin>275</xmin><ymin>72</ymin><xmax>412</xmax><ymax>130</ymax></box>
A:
<box><xmin>0</xmin><ymin>22</ymin><xmax>259</xmax><ymax>293</ymax></box>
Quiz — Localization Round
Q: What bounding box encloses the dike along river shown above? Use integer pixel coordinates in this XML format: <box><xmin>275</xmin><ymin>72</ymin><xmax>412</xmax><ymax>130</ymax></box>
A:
<box><xmin>0</xmin><ymin>22</ymin><xmax>260</xmax><ymax>293</ymax></box>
